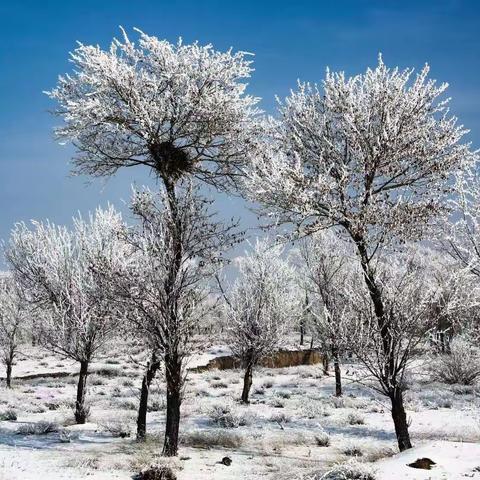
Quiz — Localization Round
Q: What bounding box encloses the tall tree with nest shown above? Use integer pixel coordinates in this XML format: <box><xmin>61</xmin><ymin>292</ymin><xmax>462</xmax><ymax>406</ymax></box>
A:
<box><xmin>97</xmin><ymin>185</ymin><xmax>241</xmax><ymax>452</ymax></box>
<box><xmin>244</xmin><ymin>56</ymin><xmax>475</xmax><ymax>451</ymax></box>
<box><xmin>5</xmin><ymin>207</ymin><xmax>125</xmax><ymax>423</ymax></box>
<box><xmin>46</xmin><ymin>28</ymin><xmax>258</xmax><ymax>456</ymax></box>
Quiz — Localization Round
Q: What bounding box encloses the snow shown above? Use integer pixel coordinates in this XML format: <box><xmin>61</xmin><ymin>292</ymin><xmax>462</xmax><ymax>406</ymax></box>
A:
<box><xmin>376</xmin><ymin>441</ymin><xmax>480</xmax><ymax>479</ymax></box>
<box><xmin>1</xmin><ymin>346</ymin><xmax>480</xmax><ymax>479</ymax></box>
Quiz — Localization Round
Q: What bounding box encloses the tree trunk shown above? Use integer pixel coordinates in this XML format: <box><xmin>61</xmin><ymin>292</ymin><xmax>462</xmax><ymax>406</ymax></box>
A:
<box><xmin>75</xmin><ymin>360</ymin><xmax>89</xmax><ymax>424</ymax></box>
<box><xmin>300</xmin><ymin>319</ymin><xmax>305</xmax><ymax>346</ymax></box>
<box><xmin>137</xmin><ymin>351</ymin><xmax>161</xmax><ymax>440</ymax></box>
<box><xmin>333</xmin><ymin>350</ymin><xmax>342</xmax><ymax>397</ymax></box>
<box><xmin>322</xmin><ymin>354</ymin><xmax>330</xmax><ymax>375</ymax></box>
<box><xmin>162</xmin><ymin>354</ymin><xmax>182</xmax><ymax>457</ymax></box>
<box><xmin>241</xmin><ymin>362</ymin><xmax>253</xmax><ymax>404</ymax></box>
<box><xmin>5</xmin><ymin>362</ymin><xmax>12</xmax><ymax>389</ymax></box>
<box><xmin>351</xmin><ymin>233</ymin><xmax>412</xmax><ymax>451</ymax></box>
<box><xmin>390</xmin><ymin>389</ymin><xmax>412</xmax><ymax>451</ymax></box>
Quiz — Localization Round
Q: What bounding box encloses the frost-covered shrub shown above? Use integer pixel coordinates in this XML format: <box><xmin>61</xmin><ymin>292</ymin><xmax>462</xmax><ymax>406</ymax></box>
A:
<box><xmin>102</xmin><ymin>421</ymin><xmax>131</xmax><ymax>438</ymax></box>
<box><xmin>17</xmin><ymin>421</ymin><xmax>60</xmax><ymax>435</ymax></box>
<box><xmin>0</xmin><ymin>409</ymin><xmax>17</xmax><ymax>421</ymax></box>
<box><xmin>347</xmin><ymin>412</ymin><xmax>365</xmax><ymax>425</ymax></box>
<box><xmin>181</xmin><ymin>429</ymin><xmax>243</xmax><ymax>449</ymax></box>
<box><xmin>137</xmin><ymin>465</ymin><xmax>177</xmax><ymax>480</ymax></box>
<box><xmin>430</xmin><ymin>337</ymin><xmax>480</xmax><ymax>385</ymax></box>
<box><xmin>343</xmin><ymin>444</ymin><xmax>363</xmax><ymax>457</ymax></box>
<box><xmin>315</xmin><ymin>432</ymin><xmax>331</xmax><ymax>447</ymax></box>
<box><xmin>209</xmin><ymin>404</ymin><xmax>253</xmax><ymax>428</ymax></box>
<box><xmin>319</xmin><ymin>459</ymin><xmax>376</xmax><ymax>480</ymax></box>
<box><xmin>269</xmin><ymin>412</ymin><xmax>291</xmax><ymax>424</ymax></box>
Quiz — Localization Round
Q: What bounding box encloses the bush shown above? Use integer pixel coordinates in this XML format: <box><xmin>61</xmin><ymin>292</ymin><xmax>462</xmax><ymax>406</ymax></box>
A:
<box><xmin>0</xmin><ymin>409</ymin><xmax>17</xmax><ymax>421</ymax></box>
<box><xmin>319</xmin><ymin>459</ymin><xmax>376</xmax><ymax>480</ymax></box>
<box><xmin>431</xmin><ymin>337</ymin><xmax>480</xmax><ymax>385</ymax></box>
<box><xmin>17</xmin><ymin>421</ymin><xmax>60</xmax><ymax>435</ymax></box>
<box><xmin>209</xmin><ymin>404</ymin><xmax>253</xmax><ymax>428</ymax></box>
<box><xmin>347</xmin><ymin>412</ymin><xmax>365</xmax><ymax>425</ymax></box>
<box><xmin>137</xmin><ymin>465</ymin><xmax>177</xmax><ymax>480</ymax></box>
<box><xmin>343</xmin><ymin>444</ymin><xmax>363</xmax><ymax>457</ymax></box>
<box><xmin>101</xmin><ymin>421</ymin><xmax>131</xmax><ymax>438</ymax></box>
<box><xmin>181</xmin><ymin>429</ymin><xmax>243</xmax><ymax>449</ymax></box>
<box><xmin>315</xmin><ymin>432</ymin><xmax>331</xmax><ymax>447</ymax></box>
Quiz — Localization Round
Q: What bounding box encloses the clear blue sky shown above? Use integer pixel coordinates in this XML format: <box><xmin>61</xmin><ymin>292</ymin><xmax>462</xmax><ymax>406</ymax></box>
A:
<box><xmin>0</xmin><ymin>0</ymin><xmax>479</xmax><ymax>253</ymax></box>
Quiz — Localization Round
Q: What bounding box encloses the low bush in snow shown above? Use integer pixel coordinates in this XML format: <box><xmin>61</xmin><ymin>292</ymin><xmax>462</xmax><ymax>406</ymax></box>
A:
<box><xmin>315</xmin><ymin>432</ymin><xmax>331</xmax><ymax>447</ymax></box>
<box><xmin>0</xmin><ymin>409</ymin><xmax>17</xmax><ymax>421</ymax></box>
<box><xmin>430</xmin><ymin>337</ymin><xmax>480</xmax><ymax>385</ymax></box>
<box><xmin>180</xmin><ymin>429</ymin><xmax>243</xmax><ymax>449</ymax></box>
<box><xmin>347</xmin><ymin>412</ymin><xmax>365</xmax><ymax>425</ymax></box>
<box><xmin>317</xmin><ymin>459</ymin><xmax>376</xmax><ymax>479</ymax></box>
<box><xmin>16</xmin><ymin>421</ymin><xmax>61</xmax><ymax>435</ymax></box>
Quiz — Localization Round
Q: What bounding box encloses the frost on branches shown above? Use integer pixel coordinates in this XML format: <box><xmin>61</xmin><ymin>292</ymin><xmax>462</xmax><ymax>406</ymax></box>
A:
<box><xmin>244</xmin><ymin>56</ymin><xmax>476</xmax><ymax>451</ymax></box>
<box><xmin>224</xmin><ymin>240</ymin><xmax>298</xmax><ymax>403</ymax></box>
<box><xmin>46</xmin><ymin>28</ymin><xmax>260</xmax><ymax>189</ymax></box>
<box><xmin>298</xmin><ymin>232</ymin><xmax>357</xmax><ymax>397</ymax></box>
<box><xmin>99</xmin><ymin>183</ymin><xmax>241</xmax><ymax>454</ymax></box>
<box><xmin>5</xmin><ymin>207</ymin><xmax>126</xmax><ymax>423</ymax></box>
<box><xmin>0</xmin><ymin>274</ymin><xmax>26</xmax><ymax>388</ymax></box>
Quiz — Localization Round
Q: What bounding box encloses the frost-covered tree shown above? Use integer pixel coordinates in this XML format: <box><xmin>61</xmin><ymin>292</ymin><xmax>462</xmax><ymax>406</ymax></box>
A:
<box><xmin>47</xmin><ymin>27</ymin><xmax>258</xmax><ymax>456</ymax></box>
<box><xmin>0</xmin><ymin>274</ymin><xmax>26</xmax><ymax>388</ymax></box>
<box><xmin>299</xmin><ymin>232</ymin><xmax>357</xmax><ymax>397</ymax></box>
<box><xmin>348</xmin><ymin>248</ymin><xmax>456</xmax><ymax>447</ymax></box>
<box><xmin>45</xmin><ymin>28</ymin><xmax>259</xmax><ymax>190</ymax></box>
<box><xmin>5</xmin><ymin>207</ymin><xmax>125</xmax><ymax>423</ymax></box>
<box><xmin>245</xmin><ymin>57</ymin><xmax>475</xmax><ymax>451</ymax></box>
<box><xmin>98</xmin><ymin>184</ymin><xmax>240</xmax><ymax>454</ymax></box>
<box><xmin>224</xmin><ymin>240</ymin><xmax>298</xmax><ymax>403</ymax></box>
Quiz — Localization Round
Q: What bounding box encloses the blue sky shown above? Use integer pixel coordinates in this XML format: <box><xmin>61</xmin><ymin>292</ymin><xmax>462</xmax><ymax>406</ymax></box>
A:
<box><xmin>0</xmin><ymin>0</ymin><xmax>479</xmax><ymax>254</ymax></box>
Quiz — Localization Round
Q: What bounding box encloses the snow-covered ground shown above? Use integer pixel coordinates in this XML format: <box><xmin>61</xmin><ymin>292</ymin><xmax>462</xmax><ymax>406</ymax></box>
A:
<box><xmin>1</xmin><ymin>344</ymin><xmax>479</xmax><ymax>479</ymax></box>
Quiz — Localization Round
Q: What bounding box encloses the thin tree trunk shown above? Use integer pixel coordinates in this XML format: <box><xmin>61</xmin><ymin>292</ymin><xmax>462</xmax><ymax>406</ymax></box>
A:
<box><xmin>136</xmin><ymin>351</ymin><xmax>161</xmax><ymax>440</ymax></box>
<box><xmin>162</xmin><ymin>353</ymin><xmax>182</xmax><ymax>457</ymax></box>
<box><xmin>241</xmin><ymin>361</ymin><xmax>253</xmax><ymax>404</ymax></box>
<box><xmin>300</xmin><ymin>319</ymin><xmax>305</xmax><ymax>346</ymax></box>
<box><xmin>390</xmin><ymin>389</ymin><xmax>412</xmax><ymax>451</ymax></box>
<box><xmin>75</xmin><ymin>360</ymin><xmax>89</xmax><ymax>424</ymax></box>
<box><xmin>351</xmin><ymin>233</ymin><xmax>412</xmax><ymax>451</ymax></box>
<box><xmin>333</xmin><ymin>349</ymin><xmax>342</xmax><ymax>397</ymax></box>
<box><xmin>5</xmin><ymin>362</ymin><xmax>12</xmax><ymax>389</ymax></box>
<box><xmin>322</xmin><ymin>354</ymin><xmax>330</xmax><ymax>375</ymax></box>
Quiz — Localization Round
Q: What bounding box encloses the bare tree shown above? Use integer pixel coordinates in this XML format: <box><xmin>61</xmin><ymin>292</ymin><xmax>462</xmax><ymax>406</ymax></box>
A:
<box><xmin>223</xmin><ymin>240</ymin><xmax>298</xmax><ymax>403</ymax></box>
<box><xmin>47</xmin><ymin>27</ymin><xmax>258</xmax><ymax>456</ymax></box>
<box><xmin>5</xmin><ymin>207</ymin><xmax>125</xmax><ymax>423</ymax></box>
<box><xmin>245</xmin><ymin>56</ymin><xmax>475</xmax><ymax>450</ymax></box>
<box><xmin>0</xmin><ymin>274</ymin><xmax>25</xmax><ymax>388</ymax></box>
<box><xmin>98</xmin><ymin>184</ymin><xmax>241</xmax><ymax>454</ymax></box>
<box><xmin>299</xmin><ymin>232</ymin><xmax>357</xmax><ymax>397</ymax></box>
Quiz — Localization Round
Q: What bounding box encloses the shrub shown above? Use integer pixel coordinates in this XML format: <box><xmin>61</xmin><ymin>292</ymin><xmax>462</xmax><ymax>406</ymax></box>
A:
<box><xmin>343</xmin><ymin>445</ymin><xmax>363</xmax><ymax>457</ymax></box>
<box><xmin>269</xmin><ymin>412</ymin><xmax>291</xmax><ymax>425</ymax></box>
<box><xmin>137</xmin><ymin>465</ymin><xmax>177</xmax><ymax>480</ymax></box>
<box><xmin>17</xmin><ymin>421</ymin><xmax>60</xmax><ymax>435</ymax></box>
<box><xmin>430</xmin><ymin>337</ymin><xmax>480</xmax><ymax>385</ymax></box>
<box><xmin>180</xmin><ymin>429</ymin><xmax>243</xmax><ymax>449</ymax></box>
<box><xmin>347</xmin><ymin>412</ymin><xmax>365</xmax><ymax>425</ymax></box>
<box><xmin>0</xmin><ymin>409</ymin><xmax>17</xmax><ymax>421</ymax></box>
<box><xmin>319</xmin><ymin>459</ymin><xmax>376</xmax><ymax>480</ymax></box>
<box><xmin>209</xmin><ymin>404</ymin><xmax>252</xmax><ymax>428</ymax></box>
<box><xmin>101</xmin><ymin>421</ymin><xmax>131</xmax><ymax>438</ymax></box>
<box><xmin>315</xmin><ymin>432</ymin><xmax>331</xmax><ymax>447</ymax></box>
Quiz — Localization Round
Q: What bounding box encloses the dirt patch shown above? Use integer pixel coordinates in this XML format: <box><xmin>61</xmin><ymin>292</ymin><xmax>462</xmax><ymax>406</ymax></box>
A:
<box><xmin>190</xmin><ymin>349</ymin><xmax>324</xmax><ymax>372</ymax></box>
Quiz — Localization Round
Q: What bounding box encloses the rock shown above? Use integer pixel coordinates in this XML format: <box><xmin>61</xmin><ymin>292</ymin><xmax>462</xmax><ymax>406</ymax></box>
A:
<box><xmin>407</xmin><ymin>458</ymin><xmax>436</xmax><ymax>470</ymax></box>
<box><xmin>221</xmin><ymin>456</ymin><xmax>232</xmax><ymax>466</ymax></box>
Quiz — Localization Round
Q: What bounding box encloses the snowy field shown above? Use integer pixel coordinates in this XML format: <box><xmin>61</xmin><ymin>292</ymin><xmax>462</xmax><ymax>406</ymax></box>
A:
<box><xmin>1</xmin><ymin>344</ymin><xmax>480</xmax><ymax>480</ymax></box>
